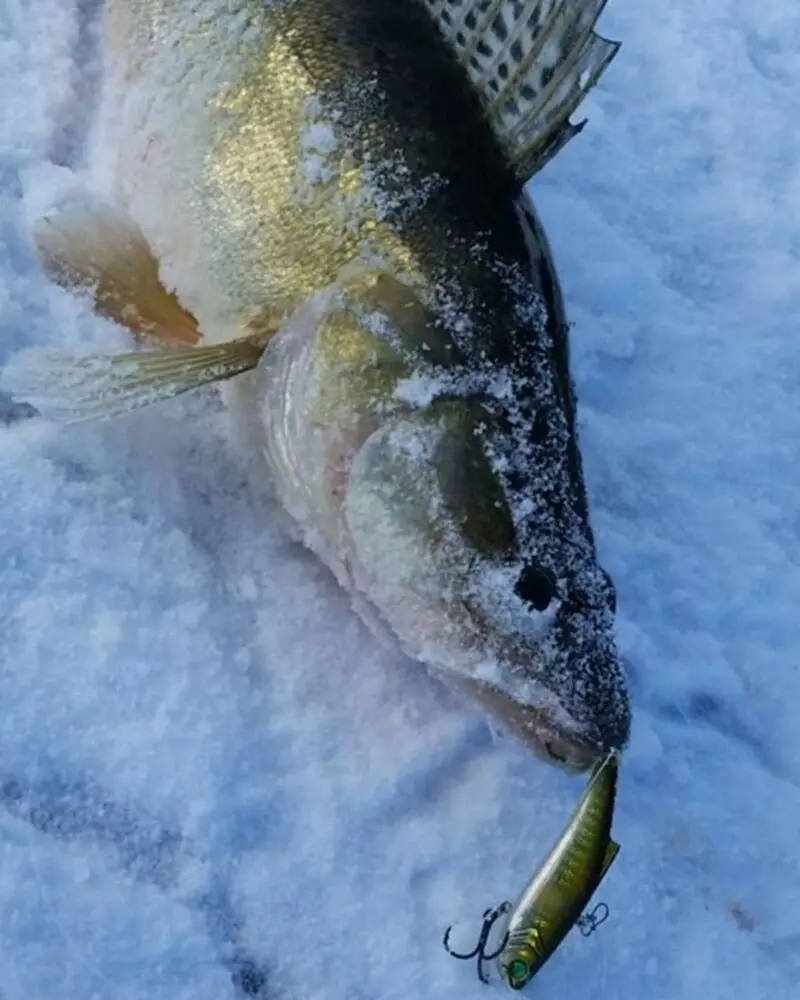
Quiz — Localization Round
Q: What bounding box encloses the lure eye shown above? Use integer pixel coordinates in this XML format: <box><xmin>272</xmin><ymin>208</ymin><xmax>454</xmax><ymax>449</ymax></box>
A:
<box><xmin>506</xmin><ymin>958</ymin><xmax>531</xmax><ymax>989</ymax></box>
<box><xmin>515</xmin><ymin>565</ymin><xmax>557</xmax><ymax>612</ymax></box>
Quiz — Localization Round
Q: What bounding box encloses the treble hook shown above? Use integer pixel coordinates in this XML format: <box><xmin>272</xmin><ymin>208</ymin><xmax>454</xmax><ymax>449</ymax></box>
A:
<box><xmin>577</xmin><ymin>902</ymin><xmax>610</xmax><ymax>937</ymax></box>
<box><xmin>443</xmin><ymin>901</ymin><xmax>512</xmax><ymax>984</ymax></box>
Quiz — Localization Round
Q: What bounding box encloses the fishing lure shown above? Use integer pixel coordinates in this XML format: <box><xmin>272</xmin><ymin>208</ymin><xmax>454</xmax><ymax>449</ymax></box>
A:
<box><xmin>444</xmin><ymin>749</ymin><xmax>620</xmax><ymax>989</ymax></box>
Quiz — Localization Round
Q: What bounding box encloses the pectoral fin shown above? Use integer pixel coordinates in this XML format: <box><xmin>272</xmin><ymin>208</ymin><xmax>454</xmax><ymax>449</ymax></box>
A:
<box><xmin>0</xmin><ymin>332</ymin><xmax>271</xmax><ymax>424</ymax></box>
<box><xmin>10</xmin><ymin>201</ymin><xmax>278</xmax><ymax>422</ymax></box>
<box><xmin>33</xmin><ymin>202</ymin><xmax>200</xmax><ymax>348</ymax></box>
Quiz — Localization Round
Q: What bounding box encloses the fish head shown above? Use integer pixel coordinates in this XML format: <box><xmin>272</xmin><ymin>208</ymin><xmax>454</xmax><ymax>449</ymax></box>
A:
<box><xmin>260</xmin><ymin>267</ymin><xmax>629</xmax><ymax>772</ymax></box>
<box><xmin>343</xmin><ymin>381</ymin><xmax>630</xmax><ymax>773</ymax></box>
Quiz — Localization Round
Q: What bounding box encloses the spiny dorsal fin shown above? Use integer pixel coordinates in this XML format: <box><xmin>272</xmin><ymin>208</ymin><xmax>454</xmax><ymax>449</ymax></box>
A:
<box><xmin>423</xmin><ymin>0</ymin><xmax>620</xmax><ymax>180</ymax></box>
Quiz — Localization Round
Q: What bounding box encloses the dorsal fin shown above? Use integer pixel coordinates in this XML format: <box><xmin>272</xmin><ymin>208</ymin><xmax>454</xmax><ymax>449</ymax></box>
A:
<box><xmin>423</xmin><ymin>0</ymin><xmax>620</xmax><ymax>180</ymax></box>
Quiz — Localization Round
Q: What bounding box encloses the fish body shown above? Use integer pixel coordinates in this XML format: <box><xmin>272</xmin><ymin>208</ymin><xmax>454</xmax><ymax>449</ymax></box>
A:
<box><xmin>498</xmin><ymin>749</ymin><xmax>620</xmax><ymax>989</ymax></box>
<box><xmin>3</xmin><ymin>0</ymin><xmax>631</xmax><ymax>771</ymax></box>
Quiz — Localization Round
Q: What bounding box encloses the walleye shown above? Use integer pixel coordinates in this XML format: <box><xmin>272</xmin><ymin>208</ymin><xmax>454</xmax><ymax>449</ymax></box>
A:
<box><xmin>2</xmin><ymin>0</ymin><xmax>631</xmax><ymax>771</ymax></box>
<box><xmin>444</xmin><ymin>749</ymin><xmax>620</xmax><ymax>989</ymax></box>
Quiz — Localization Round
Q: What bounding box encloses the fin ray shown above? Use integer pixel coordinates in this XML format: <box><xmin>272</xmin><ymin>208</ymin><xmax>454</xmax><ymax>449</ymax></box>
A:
<box><xmin>0</xmin><ymin>334</ymin><xmax>270</xmax><ymax>425</ymax></box>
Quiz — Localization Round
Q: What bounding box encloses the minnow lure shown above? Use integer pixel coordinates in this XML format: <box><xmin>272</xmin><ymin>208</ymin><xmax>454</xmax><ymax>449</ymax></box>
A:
<box><xmin>444</xmin><ymin>749</ymin><xmax>620</xmax><ymax>989</ymax></box>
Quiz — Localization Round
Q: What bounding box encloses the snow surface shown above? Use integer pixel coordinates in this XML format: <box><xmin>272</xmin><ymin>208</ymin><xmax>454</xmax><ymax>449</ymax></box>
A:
<box><xmin>2</xmin><ymin>1</ymin><xmax>800</xmax><ymax>998</ymax></box>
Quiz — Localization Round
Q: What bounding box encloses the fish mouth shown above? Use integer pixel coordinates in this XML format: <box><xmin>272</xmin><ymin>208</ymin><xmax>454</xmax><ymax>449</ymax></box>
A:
<box><xmin>444</xmin><ymin>675</ymin><xmax>607</xmax><ymax>773</ymax></box>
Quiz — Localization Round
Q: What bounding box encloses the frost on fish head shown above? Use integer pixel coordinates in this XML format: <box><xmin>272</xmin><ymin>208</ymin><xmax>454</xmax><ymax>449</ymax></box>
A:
<box><xmin>256</xmin><ymin>270</ymin><xmax>630</xmax><ymax>774</ymax></box>
<box><xmin>343</xmin><ymin>400</ymin><xmax>627</xmax><ymax>773</ymax></box>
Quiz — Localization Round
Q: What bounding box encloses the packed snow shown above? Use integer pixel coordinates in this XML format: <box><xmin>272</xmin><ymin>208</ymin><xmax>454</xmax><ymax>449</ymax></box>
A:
<box><xmin>2</xmin><ymin>1</ymin><xmax>800</xmax><ymax>999</ymax></box>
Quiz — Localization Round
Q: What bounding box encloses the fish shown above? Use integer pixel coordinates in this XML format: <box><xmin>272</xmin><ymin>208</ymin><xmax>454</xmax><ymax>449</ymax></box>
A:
<box><xmin>1</xmin><ymin>0</ymin><xmax>631</xmax><ymax>773</ymax></box>
<box><xmin>497</xmin><ymin>747</ymin><xmax>620</xmax><ymax>989</ymax></box>
<box><xmin>442</xmin><ymin>748</ymin><xmax>620</xmax><ymax>987</ymax></box>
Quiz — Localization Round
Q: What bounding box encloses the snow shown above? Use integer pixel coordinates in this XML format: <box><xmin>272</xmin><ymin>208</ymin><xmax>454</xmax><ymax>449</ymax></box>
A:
<box><xmin>1</xmin><ymin>1</ymin><xmax>800</xmax><ymax>999</ymax></box>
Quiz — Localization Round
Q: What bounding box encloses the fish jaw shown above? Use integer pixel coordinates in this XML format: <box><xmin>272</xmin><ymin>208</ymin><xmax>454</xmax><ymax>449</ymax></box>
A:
<box><xmin>442</xmin><ymin>675</ymin><xmax>611</xmax><ymax>774</ymax></box>
<box><xmin>437</xmin><ymin>596</ymin><xmax>629</xmax><ymax>773</ymax></box>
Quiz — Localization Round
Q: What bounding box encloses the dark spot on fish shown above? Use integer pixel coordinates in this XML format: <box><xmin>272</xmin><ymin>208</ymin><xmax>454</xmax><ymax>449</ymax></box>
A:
<box><xmin>515</xmin><ymin>565</ymin><xmax>557</xmax><ymax>612</ymax></box>
<box><xmin>531</xmin><ymin>409</ymin><xmax>548</xmax><ymax>445</ymax></box>
<box><xmin>373</xmin><ymin>45</ymin><xmax>393</xmax><ymax>70</ymax></box>
<box><xmin>506</xmin><ymin>469</ymin><xmax>525</xmax><ymax>493</ymax></box>
<box><xmin>541</xmin><ymin>65</ymin><xmax>555</xmax><ymax>88</ymax></box>
<box><xmin>491</xmin><ymin>15</ymin><xmax>508</xmax><ymax>43</ymax></box>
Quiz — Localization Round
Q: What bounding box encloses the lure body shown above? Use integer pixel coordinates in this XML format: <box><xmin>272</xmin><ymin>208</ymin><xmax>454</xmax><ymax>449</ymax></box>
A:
<box><xmin>498</xmin><ymin>750</ymin><xmax>620</xmax><ymax>990</ymax></box>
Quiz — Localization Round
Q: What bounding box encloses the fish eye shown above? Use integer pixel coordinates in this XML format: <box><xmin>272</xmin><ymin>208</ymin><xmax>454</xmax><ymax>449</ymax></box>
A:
<box><xmin>506</xmin><ymin>958</ymin><xmax>531</xmax><ymax>989</ymax></box>
<box><xmin>515</xmin><ymin>565</ymin><xmax>557</xmax><ymax>612</ymax></box>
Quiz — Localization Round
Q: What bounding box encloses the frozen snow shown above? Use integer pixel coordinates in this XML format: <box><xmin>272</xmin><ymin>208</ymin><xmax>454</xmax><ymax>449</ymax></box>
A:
<box><xmin>2</xmin><ymin>1</ymin><xmax>800</xmax><ymax>999</ymax></box>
